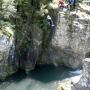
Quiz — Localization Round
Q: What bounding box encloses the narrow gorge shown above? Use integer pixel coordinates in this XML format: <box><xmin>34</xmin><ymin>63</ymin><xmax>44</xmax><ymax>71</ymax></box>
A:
<box><xmin>0</xmin><ymin>0</ymin><xmax>90</xmax><ymax>90</ymax></box>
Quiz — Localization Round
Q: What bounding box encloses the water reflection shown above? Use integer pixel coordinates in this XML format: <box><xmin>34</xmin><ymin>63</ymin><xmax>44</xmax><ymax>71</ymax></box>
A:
<box><xmin>29</xmin><ymin>65</ymin><xmax>81</xmax><ymax>83</ymax></box>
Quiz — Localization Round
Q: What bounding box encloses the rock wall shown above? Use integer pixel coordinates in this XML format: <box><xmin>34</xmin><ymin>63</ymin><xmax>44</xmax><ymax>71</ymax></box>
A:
<box><xmin>0</xmin><ymin>35</ymin><xmax>16</xmax><ymax>80</ymax></box>
<box><xmin>0</xmin><ymin>0</ymin><xmax>17</xmax><ymax>80</ymax></box>
<box><xmin>15</xmin><ymin>0</ymin><xmax>58</xmax><ymax>71</ymax></box>
<box><xmin>40</xmin><ymin>9</ymin><xmax>90</xmax><ymax>68</ymax></box>
<box><xmin>0</xmin><ymin>0</ymin><xmax>90</xmax><ymax>79</ymax></box>
<box><xmin>72</xmin><ymin>58</ymin><xmax>90</xmax><ymax>90</ymax></box>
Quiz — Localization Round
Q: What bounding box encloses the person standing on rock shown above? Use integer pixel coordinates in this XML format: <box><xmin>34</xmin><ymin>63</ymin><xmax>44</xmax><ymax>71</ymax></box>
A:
<box><xmin>46</xmin><ymin>14</ymin><xmax>55</xmax><ymax>27</ymax></box>
<box><xmin>44</xmin><ymin>10</ymin><xmax>55</xmax><ymax>42</ymax></box>
<box><xmin>58</xmin><ymin>0</ymin><xmax>65</xmax><ymax>9</ymax></box>
<box><xmin>44</xmin><ymin>10</ymin><xmax>55</xmax><ymax>28</ymax></box>
<box><xmin>68</xmin><ymin>0</ymin><xmax>76</xmax><ymax>10</ymax></box>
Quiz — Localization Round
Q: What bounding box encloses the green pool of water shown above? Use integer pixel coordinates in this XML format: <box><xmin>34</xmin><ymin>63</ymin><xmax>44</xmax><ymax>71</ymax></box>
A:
<box><xmin>0</xmin><ymin>65</ymin><xmax>81</xmax><ymax>90</ymax></box>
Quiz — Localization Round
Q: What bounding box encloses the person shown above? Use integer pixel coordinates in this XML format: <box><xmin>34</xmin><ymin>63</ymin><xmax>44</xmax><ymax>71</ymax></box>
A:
<box><xmin>58</xmin><ymin>0</ymin><xmax>65</xmax><ymax>9</ymax></box>
<box><xmin>68</xmin><ymin>0</ymin><xmax>76</xmax><ymax>10</ymax></box>
<box><xmin>44</xmin><ymin>9</ymin><xmax>55</xmax><ymax>36</ymax></box>
<box><xmin>73</xmin><ymin>0</ymin><xmax>76</xmax><ymax>9</ymax></box>
<box><xmin>46</xmin><ymin>14</ymin><xmax>56</xmax><ymax>40</ymax></box>
<box><xmin>46</xmin><ymin>14</ymin><xmax>55</xmax><ymax>27</ymax></box>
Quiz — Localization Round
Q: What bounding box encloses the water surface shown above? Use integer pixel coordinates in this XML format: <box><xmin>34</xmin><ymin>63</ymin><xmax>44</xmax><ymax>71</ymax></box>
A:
<box><xmin>0</xmin><ymin>65</ymin><xmax>81</xmax><ymax>90</ymax></box>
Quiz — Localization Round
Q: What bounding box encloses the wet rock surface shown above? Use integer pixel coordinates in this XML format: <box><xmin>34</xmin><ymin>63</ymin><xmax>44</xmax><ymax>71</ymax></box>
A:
<box><xmin>72</xmin><ymin>58</ymin><xmax>90</xmax><ymax>90</ymax></box>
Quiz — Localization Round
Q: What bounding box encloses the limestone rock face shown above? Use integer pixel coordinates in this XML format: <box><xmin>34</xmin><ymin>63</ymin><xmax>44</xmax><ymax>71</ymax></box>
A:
<box><xmin>41</xmin><ymin>10</ymin><xmax>90</xmax><ymax>68</ymax></box>
<box><xmin>0</xmin><ymin>0</ymin><xmax>17</xmax><ymax>80</ymax></box>
<box><xmin>0</xmin><ymin>34</ymin><xmax>17</xmax><ymax>80</ymax></box>
<box><xmin>72</xmin><ymin>58</ymin><xmax>90</xmax><ymax>90</ymax></box>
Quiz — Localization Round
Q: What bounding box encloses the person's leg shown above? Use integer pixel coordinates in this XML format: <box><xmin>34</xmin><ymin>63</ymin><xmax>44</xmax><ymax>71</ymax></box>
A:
<box><xmin>67</xmin><ymin>4</ymin><xmax>70</xmax><ymax>10</ymax></box>
<box><xmin>73</xmin><ymin>2</ymin><xmax>76</xmax><ymax>9</ymax></box>
<box><xmin>50</xmin><ymin>20</ymin><xmax>52</xmax><ymax>26</ymax></box>
<box><xmin>70</xmin><ymin>4</ymin><xmax>72</xmax><ymax>10</ymax></box>
<box><xmin>68</xmin><ymin>1</ymin><xmax>71</xmax><ymax>10</ymax></box>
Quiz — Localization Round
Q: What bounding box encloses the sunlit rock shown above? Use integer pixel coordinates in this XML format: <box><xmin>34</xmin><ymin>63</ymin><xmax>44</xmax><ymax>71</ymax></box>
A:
<box><xmin>0</xmin><ymin>0</ymin><xmax>17</xmax><ymax>80</ymax></box>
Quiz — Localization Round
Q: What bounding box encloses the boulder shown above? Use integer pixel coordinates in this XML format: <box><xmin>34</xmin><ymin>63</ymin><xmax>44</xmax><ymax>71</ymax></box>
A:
<box><xmin>72</xmin><ymin>58</ymin><xmax>90</xmax><ymax>90</ymax></box>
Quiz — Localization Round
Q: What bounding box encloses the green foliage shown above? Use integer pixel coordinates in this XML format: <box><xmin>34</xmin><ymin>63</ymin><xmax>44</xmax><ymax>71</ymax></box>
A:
<box><xmin>0</xmin><ymin>0</ymin><xmax>15</xmax><ymax>39</ymax></box>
